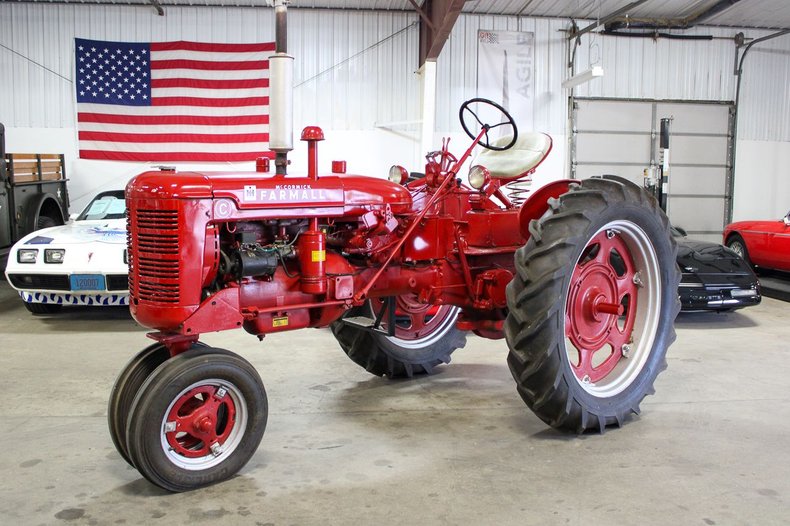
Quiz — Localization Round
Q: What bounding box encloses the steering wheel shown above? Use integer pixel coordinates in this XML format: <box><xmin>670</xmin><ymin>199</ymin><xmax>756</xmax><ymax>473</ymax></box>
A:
<box><xmin>459</xmin><ymin>97</ymin><xmax>518</xmax><ymax>151</ymax></box>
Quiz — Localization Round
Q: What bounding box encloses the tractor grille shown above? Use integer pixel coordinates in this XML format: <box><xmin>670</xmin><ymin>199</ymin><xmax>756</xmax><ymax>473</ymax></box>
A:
<box><xmin>7</xmin><ymin>274</ymin><xmax>70</xmax><ymax>291</ymax></box>
<box><xmin>129</xmin><ymin>209</ymin><xmax>180</xmax><ymax>303</ymax></box>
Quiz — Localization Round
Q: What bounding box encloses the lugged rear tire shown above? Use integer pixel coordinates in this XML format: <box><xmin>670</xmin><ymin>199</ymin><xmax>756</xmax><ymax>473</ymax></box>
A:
<box><xmin>505</xmin><ymin>176</ymin><xmax>680</xmax><ymax>433</ymax></box>
<box><xmin>331</xmin><ymin>298</ymin><xmax>466</xmax><ymax>378</ymax></box>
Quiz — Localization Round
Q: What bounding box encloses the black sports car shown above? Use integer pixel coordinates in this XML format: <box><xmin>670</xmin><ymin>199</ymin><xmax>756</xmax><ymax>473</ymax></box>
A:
<box><xmin>674</xmin><ymin>228</ymin><xmax>761</xmax><ymax>312</ymax></box>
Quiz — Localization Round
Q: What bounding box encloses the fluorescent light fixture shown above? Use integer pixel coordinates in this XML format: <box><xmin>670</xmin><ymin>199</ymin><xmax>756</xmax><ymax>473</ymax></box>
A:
<box><xmin>562</xmin><ymin>66</ymin><xmax>604</xmax><ymax>89</ymax></box>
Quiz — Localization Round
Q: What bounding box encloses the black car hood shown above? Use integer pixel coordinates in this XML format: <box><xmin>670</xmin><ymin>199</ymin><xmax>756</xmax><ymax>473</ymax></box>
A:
<box><xmin>676</xmin><ymin>238</ymin><xmax>755</xmax><ymax>282</ymax></box>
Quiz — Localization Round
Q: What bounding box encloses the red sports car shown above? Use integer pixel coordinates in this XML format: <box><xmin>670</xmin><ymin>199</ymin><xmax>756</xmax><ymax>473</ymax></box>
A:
<box><xmin>723</xmin><ymin>210</ymin><xmax>790</xmax><ymax>272</ymax></box>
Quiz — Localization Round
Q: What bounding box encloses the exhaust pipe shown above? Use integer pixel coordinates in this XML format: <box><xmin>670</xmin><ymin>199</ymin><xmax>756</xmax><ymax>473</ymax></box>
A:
<box><xmin>269</xmin><ymin>0</ymin><xmax>294</xmax><ymax>175</ymax></box>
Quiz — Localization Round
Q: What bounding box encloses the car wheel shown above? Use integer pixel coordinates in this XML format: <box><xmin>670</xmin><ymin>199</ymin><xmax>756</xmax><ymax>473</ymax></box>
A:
<box><xmin>24</xmin><ymin>302</ymin><xmax>63</xmax><ymax>315</ymax></box>
<box><xmin>726</xmin><ymin>234</ymin><xmax>751</xmax><ymax>266</ymax></box>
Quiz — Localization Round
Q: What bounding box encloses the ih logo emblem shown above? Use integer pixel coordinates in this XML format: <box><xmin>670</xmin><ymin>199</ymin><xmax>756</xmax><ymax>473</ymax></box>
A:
<box><xmin>243</xmin><ymin>185</ymin><xmax>257</xmax><ymax>202</ymax></box>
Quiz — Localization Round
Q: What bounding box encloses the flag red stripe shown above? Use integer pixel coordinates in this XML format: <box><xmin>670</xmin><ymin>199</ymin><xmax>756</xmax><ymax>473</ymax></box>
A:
<box><xmin>80</xmin><ymin>150</ymin><xmax>276</xmax><ymax>162</ymax></box>
<box><xmin>151</xmin><ymin>78</ymin><xmax>269</xmax><ymax>89</ymax></box>
<box><xmin>151</xmin><ymin>59</ymin><xmax>268</xmax><ymax>71</ymax></box>
<box><xmin>152</xmin><ymin>96</ymin><xmax>269</xmax><ymax>107</ymax></box>
<box><xmin>79</xmin><ymin>131</ymin><xmax>269</xmax><ymax>143</ymax></box>
<box><xmin>77</xmin><ymin>113</ymin><xmax>269</xmax><ymax>126</ymax></box>
<box><xmin>150</xmin><ymin>41</ymin><xmax>275</xmax><ymax>53</ymax></box>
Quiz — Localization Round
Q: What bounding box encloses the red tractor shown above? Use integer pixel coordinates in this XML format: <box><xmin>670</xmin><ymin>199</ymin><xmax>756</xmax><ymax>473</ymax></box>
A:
<box><xmin>108</xmin><ymin>5</ymin><xmax>678</xmax><ymax>492</ymax></box>
<box><xmin>109</xmin><ymin>96</ymin><xmax>680</xmax><ymax>492</ymax></box>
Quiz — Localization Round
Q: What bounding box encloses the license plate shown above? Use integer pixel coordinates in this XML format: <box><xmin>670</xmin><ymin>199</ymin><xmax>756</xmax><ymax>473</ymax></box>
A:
<box><xmin>70</xmin><ymin>274</ymin><xmax>106</xmax><ymax>291</ymax></box>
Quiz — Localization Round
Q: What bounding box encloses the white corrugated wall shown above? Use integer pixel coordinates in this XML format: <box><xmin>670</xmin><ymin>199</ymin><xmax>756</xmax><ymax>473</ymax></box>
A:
<box><xmin>0</xmin><ymin>3</ymin><xmax>419</xmax><ymax>130</ymax></box>
<box><xmin>3</xmin><ymin>5</ymin><xmax>789</xmax><ymax>141</ymax></box>
<box><xmin>1</xmin><ymin>4</ymin><xmax>788</xmax><ymax>216</ymax></box>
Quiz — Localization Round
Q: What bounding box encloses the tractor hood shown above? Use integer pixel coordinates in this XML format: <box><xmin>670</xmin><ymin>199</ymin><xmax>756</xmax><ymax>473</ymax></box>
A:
<box><xmin>127</xmin><ymin>171</ymin><xmax>413</xmax><ymax>216</ymax></box>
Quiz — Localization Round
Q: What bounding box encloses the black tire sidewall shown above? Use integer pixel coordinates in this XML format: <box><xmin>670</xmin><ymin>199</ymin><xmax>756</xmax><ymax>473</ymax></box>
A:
<box><xmin>127</xmin><ymin>351</ymin><xmax>267</xmax><ymax>492</ymax></box>
<box><xmin>24</xmin><ymin>302</ymin><xmax>62</xmax><ymax>314</ymax></box>
<box><xmin>371</xmin><ymin>304</ymin><xmax>463</xmax><ymax>363</ymax></box>
<box><xmin>107</xmin><ymin>343</ymin><xmax>171</xmax><ymax>466</ymax></box>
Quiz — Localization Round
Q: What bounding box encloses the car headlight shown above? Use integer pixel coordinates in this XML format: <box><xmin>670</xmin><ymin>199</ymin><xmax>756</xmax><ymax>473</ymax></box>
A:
<box><xmin>468</xmin><ymin>165</ymin><xmax>490</xmax><ymax>190</ymax></box>
<box><xmin>44</xmin><ymin>249</ymin><xmax>66</xmax><ymax>264</ymax></box>
<box><xmin>388</xmin><ymin>165</ymin><xmax>408</xmax><ymax>185</ymax></box>
<box><xmin>17</xmin><ymin>249</ymin><xmax>38</xmax><ymax>263</ymax></box>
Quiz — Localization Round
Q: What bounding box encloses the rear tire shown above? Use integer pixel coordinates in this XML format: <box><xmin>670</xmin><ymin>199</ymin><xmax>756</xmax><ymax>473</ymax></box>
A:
<box><xmin>505</xmin><ymin>176</ymin><xmax>680</xmax><ymax>433</ymax></box>
<box><xmin>36</xmin><ymin>215</ymin><xmax>59</xmax><ymax>230</ymax></box>
<box><xmin>331</xmin><ymin>298</ymin><xmax>465</xmax><ymax>378</ymax></box>
<box><xmin>24</xmin><ymin>302</ymin><xmax>63</xmax><ymax>315</ymax></box>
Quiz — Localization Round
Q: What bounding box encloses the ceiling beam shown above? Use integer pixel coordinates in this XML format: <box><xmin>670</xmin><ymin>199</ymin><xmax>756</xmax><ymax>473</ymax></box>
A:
<box><xmin>415</xmin><ymin>0</ymin><xmax>466</xmax><ymax>65</ymax></box>
<box><xmin>569</xmin><ymin>0</ymin><xmax>650</xmax><ymax>39</ymax></box>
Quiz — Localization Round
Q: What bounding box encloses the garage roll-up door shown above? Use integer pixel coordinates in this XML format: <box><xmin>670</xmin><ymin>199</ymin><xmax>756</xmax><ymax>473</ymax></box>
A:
<box><xmin>572</xmin><ymin>98</ymin><xmax>733</xmax><ymax>244</ymax></box>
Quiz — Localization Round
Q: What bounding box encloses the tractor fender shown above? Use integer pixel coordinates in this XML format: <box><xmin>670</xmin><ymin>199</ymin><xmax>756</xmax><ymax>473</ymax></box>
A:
<box><xmin>24</xmin><ymin>192</ymin><xmax>67</xmax><ymax>233</ymax></box>
<box><xmin>517</xmin><ymin>179</ymin><xmax>575</xmax><ymax>241</ymax></box>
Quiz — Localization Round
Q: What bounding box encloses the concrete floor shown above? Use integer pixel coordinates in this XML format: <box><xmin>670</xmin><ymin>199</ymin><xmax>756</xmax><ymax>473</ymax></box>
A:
<box><xmin>0</xmin><ymin>279</ymin><xmax>788</xmax><ymax>526</ymax></box>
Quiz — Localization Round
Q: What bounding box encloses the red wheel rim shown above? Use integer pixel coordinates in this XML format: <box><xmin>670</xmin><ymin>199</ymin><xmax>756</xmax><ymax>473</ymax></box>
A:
<box><xmin>164</xmin><ymin>383</ymin><xmax>237</xmax><ymax>458</ymax></box>
<box><xmin>566</xmin><ymin>229</ymin><xmax>638</xmax><ymax>384</ymax></box>
<box><xmin>370</xmin><ymin>295</ymin><xmax>456</xmax><ymax>341</ymax></box>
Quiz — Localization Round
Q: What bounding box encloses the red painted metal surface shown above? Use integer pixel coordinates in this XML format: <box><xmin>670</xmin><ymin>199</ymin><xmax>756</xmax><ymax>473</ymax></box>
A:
<box><xmin>517</xmin><ymin>180</ymin><xmax>574</xmax><ymax>240</ymax></box>
<box><xmin>331</xmin><ymin>160</ymin><xmax>347</xmax><ymax>174</ymax></box>
<box><xmin>565</xmin><ymin>230</ymin><xmax>637</xmax><ymax>383</ymax></box>
<box><xmin>125</xmin><ymin>124</ymin><xmax>578</xmax><ymax>350</ymax></box>
<box><xmin>165</xmin><ymin>383</ymin><xmax>237</xmax><ymax>458</ymax></box>
<box><xmin>724</xmin><ymin>215</ymin><xmax>790</xmax><ymax>271</ymax></box>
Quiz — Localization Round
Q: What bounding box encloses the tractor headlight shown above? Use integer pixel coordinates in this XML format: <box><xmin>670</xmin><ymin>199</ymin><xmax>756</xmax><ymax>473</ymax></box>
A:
<box><xmin>44</xmin><ymin>249</ymin><xmax>65</xmax><ymax>264</ymax></box>
<box><xmin>388</xmin><ymin>165</ymin><xmax>408</xmax><ymax>185</ymax></box>
<box><xmin>468</xmin><ymin>165</ymin><xmax>490</xmax><ymax>190</ymax></box>
<box><xmin>17</xmin><ymin>249</ymin><xmax>38</xmax><ymax>263</ymax></box>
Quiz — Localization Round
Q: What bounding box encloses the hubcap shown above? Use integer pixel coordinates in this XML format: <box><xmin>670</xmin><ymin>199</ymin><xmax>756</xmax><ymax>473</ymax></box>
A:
<box><xmin>160</xmin><ymin>379</ymin><xmax>247</xmax><ymax>470</ymax></box>
<box><xmin>564</xmin><ymin>221</ymin><xmax>661</xmax><ymax>397</ymax></box>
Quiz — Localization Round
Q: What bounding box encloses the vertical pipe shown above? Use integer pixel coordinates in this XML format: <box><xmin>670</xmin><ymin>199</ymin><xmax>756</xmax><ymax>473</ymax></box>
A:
<box><xmin>270</xmin><ymin>0</ymin><xmax>293</xmax><ymax>175</ymax></box>
<box><xmin>307</xmin><ymin>141</ymin><xmax>318</xmax><ymax>180</ymax></box>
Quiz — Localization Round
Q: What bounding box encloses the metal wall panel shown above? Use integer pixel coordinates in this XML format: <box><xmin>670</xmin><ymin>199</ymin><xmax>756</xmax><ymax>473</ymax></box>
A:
<box><xmin>2</xmin><ymin>3</ymin><xmax>788</xmax><ymax>145</ymax></box>
<box><xmin>0</xmin><ymin>3</ymin><xmax>419</xmax><ymax>132</ymax></box>
<box><xmin>737</xmin><ymin>36</ymin><xmax>790</xmax><ymax>142</ymax></box>
<box><xmin>435</xmin><ymin>15</ymin><xmax>568</xmax><ymax>135</ymax></box>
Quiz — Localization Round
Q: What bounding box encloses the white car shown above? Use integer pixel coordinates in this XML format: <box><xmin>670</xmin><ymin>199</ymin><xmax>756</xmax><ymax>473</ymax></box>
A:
<box><xmin>5</xmin><ymin>190</ymin><xmax>129</xmax><ymax>314</ymax></box>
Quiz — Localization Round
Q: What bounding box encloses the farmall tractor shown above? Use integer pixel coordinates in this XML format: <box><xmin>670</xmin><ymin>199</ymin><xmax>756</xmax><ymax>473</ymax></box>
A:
<box><xmin>109</xmin><ymin>5</ymin><xmax>679</xmax><ymax>493</ymax></box>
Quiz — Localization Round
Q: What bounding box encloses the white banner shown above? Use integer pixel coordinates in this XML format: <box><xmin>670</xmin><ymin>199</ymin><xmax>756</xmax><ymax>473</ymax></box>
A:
<box><xmin>477</xmin><ymin>30</ymin><xmax>535</xmax><ymax>136</ymax></box>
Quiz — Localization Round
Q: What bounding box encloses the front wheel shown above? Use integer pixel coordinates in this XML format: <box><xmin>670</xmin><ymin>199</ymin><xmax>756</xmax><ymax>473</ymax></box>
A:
<box><xmin>108</xmin><ymin>342</ymin><xmax>210</xmax><ymax>467</ymax></box>
<box><xmin>505</xmin><ymin>176</ymin><xmax>680</xmax><ymax>433</ymax></box>
<box><xmin>125</xmin><ymin>348</ymin><xmax>268</xmax><ymax>492</ymax></box>
<box><xmin>726</xmin><ymin>234</ymin><xmax>751</xmax><ymax>266</ymax></box>
<box><xmin>330</xmin><ymin>297</ymin><xmax>466</xmax><ymax>378</ymax></box>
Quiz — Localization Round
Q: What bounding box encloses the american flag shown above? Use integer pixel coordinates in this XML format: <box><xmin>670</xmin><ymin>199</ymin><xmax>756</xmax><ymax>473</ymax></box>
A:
<box><xmin>75</xmin><ymin>38</ymin><xmax>275</xmax><ymax>162</ymax></box>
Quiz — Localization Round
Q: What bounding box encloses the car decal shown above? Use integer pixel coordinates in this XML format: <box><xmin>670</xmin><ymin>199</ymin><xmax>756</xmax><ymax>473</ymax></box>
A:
<box><xmin>84</xmin><ymin>226</ymin><xmax>126</xmax><ymax>239</ymax></box>
<box><xmin>25</xmin><ymin>236</ymin><xmax>55</xmax><ymax>245</ymax></box>
<box><xmin>20</xmin><ymin>291</ymin><xmax>130</xmax><ymax>306</ymax></box>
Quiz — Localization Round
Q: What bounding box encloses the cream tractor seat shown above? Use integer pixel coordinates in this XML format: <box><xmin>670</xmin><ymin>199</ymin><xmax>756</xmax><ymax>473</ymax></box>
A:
<box><xmin>475</xmin><ymin>132</ymin><xmax>552</xmax><ymax>179</ymax></box>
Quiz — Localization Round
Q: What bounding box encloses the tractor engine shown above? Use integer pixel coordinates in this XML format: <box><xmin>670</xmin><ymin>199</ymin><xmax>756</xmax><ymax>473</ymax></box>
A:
<box><xmin>124</xmin><ymin>155</ymin><xmax>466</xmax><ymax>345</ymax></box>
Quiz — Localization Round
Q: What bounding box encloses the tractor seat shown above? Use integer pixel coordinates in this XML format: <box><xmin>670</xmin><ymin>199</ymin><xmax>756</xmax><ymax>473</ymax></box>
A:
<box><xmin>475</xmin><ymin>132</ymin><xmax>552</xmax><ymax>179</ymax></box>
